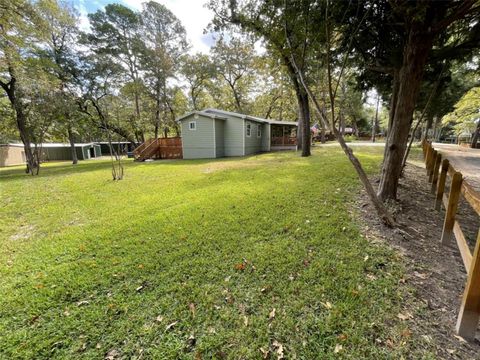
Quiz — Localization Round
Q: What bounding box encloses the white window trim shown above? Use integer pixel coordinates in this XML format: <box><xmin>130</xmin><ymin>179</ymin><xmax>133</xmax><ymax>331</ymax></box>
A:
<box><xmin>189</xmin><ymin>121</ymin><xmax>196</xmax><ymax>131</ymax></box>
<box><xmin>257</xmin><ymin>125</ymin><xmax>262</xmax><ymax>138</ymax></box>
<box><xmin>246</xmin><ymin>123</ymin><xmax>251</xmax><ymax>137</ymax></box>
<box><xmin>243</xmin><ymin>119</ymin><xmax>246</xmax><ymax>156</ymax></box>
<box><xmin>212</xmin><ymin>118</ymin><xmax>216</xmax><ymax>158</ymax></box>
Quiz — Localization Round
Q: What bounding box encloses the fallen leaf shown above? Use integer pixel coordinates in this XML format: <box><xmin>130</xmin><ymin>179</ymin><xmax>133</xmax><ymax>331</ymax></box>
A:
<box><xmin>321</xmin><ymin>301</ymin><xmax>333</xmax><ymax>309</ymax></box>
<box><xmin>386</xmin><ymin>338</ymin><xmax>394</xmax><ymax>348</ymax></box>
<box><xmin>272</xmin><ymin>340</ymin><xmax>284</xmax><ymax>359</ymax></box>
<box><xmin>269</xmin><ymin>308</ymin><xmax>276</xmax><ymax>320</ymax></box>
<box><xmin>401</xmin><ymin>328</ymin><xmax>412</xmax><ymax>337</ymax></box>
<box><xmin>397</xmin><ymin>312</ymin><xmax>413</xmax><ymax>321</ymax></box>
<box><xmin>234</xmin><ymin>263</ymin><xmax>246</xmax><ymax>271</ymax></box>
<box><xmin>186</xmin><ymin>334</ymin><xmax>196</xmax><ymax>349</ymax></box>
<box><xmin>337</xmin><ymin>334</ymin><xmax>347</xmax><ymax>341</ymax></box>
<box><xmin>413</xmin><ymin>271</ymin><xmax>428</xmax><ymax>279</ymax></box>
<box><xmin>105</xmin><ymin>349</ymin><xmax>120</xmax><ymax>359</ymax></box>
<box><xmin>259</xmin><ymin>347</ymin><xmax>269</xmax><ymax>359</ymax></box>
<box><xmin>155</xmin><ymin>315</ymin><xmax>163</xmax><ymax>322</ymax></box>
<box><xmin>454</xmin><ymin>334</ymin><xmax>467</xmax><ymax>343</ymax></box>
<box><xmin>334</xmin><ymin>344</ymin><xmax>343</xmax><ymax>353</ymax></box>
<box><xmin>224</xmin><ymin>276</ymin><xmax>231</xmax><ymax>282</ymax></box>
<box><xmin>165</xmin><ymin>321</ymin><xmax>178</xmax><ymax>331</ymax></box>
<box><xmin>189</xmin><ymin>303</ymin><xmax>196</xmax><ymax>317</ymax></box>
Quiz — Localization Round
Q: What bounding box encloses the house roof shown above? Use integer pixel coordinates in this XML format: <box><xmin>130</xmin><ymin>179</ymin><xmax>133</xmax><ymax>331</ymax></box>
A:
<box><xmin>4</xmin><ymin>142</ymin><xmax>95</xmax><ymax>148</ymax></box>
<box><xmin>176</xmin><ymin>110</ymin><xmax>228</xmax><ymax>122</ymax></box>
<box><xmin>176</xmin><ymin>108</ymin><xmax>299</xmax><ymax>126</ymax></box>
<box><xmin>204</xmin><ymin>108</ymin><xmax>298</xmax><ymax>126</ymax></box>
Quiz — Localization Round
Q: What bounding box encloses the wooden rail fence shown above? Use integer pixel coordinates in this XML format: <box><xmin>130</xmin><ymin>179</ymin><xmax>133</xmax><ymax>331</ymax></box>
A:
<box><xmin>422</xmin><ymin>139</ymin><xmax>480</xmax><ymax>340</ymax></box>
<box><xmin>133</xmin><ymin>137</ymin><xmax>182</xmax><ymax>161</ymax></box>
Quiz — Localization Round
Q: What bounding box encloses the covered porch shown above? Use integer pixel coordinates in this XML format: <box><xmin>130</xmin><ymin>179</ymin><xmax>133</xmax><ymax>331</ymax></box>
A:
<box><xmin>270</xmin><ymin>124</ymin><xmax>297</xmax><ymax>150</ymax></box>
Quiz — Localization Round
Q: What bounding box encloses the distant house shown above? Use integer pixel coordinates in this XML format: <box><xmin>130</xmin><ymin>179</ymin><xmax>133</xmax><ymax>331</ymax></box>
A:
<box><xmin>40</xmin><ymin>143</ymin><xmax>102</xmax><ymax>161</ymax></box>
<box><xmin>0</xmin><ymin>144</ymin><xmax>26</xmax><ymax>167</ymax></box>
<box><xmin>0</xmin><ymin>143</ymin><xmax>102</xmax><ymax>167</ymax></box>
<box><xmin>95</xmin><ymin>141</ymin><xmax>136</xmax><ymax>156</ymax></box>
<box><xmin>176</xmin><ymin>108</ymin><xmax>298</xmax><ymax>159</ymax></box>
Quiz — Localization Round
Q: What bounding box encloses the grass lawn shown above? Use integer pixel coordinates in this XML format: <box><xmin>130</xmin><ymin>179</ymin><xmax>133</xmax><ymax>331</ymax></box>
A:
<box><xmin>0</xmin><ymin>147</ymin><xmax>432</xmax><ymax>359</ymax></box>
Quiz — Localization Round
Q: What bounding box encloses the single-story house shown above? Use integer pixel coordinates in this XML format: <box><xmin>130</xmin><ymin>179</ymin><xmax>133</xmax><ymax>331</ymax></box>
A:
<box><xmin>95</xmin><ymin>141</ymin><xmax>136</xmax><ymax>156</ymax></box>
<box><xmin>0</xmin><ymin>143</ymin><xmax>101</xmax><ymax>167</ymax></box>
<box><xmin>176</xmin><ymin>108</ymin><xmax>298</xmax><ymax>159</ymax></box>
<box><xmin>0</xmin><ymin>144</ymin><xmax>26</xmax><ymax>167</ymax></box>
<box><xmin>40</xmin><ymin>143</ymin><xmax>102</xmax><ymax>161</ymax></box>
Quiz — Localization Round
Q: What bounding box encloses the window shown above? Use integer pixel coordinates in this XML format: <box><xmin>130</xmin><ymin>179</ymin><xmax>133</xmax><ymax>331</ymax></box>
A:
<box><xmin>189</xmin><ymin>121</ymin><xmax>196</xmax><ymax>130</ymax></box>
<box><xmin>257</xmin><ymin>126</ymin><xmax>262</xmax><ymax>138</ymax></box>
<box><xmin>246</xmin><ymin>123</ymin><xmax>251</xmax><ymax>137</ymax></box>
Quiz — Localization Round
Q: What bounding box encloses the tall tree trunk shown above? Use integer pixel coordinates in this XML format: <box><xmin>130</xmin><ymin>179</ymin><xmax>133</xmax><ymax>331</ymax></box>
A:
<box><xmin>297</xmin><ymin>89</ymin><xmax>311</xmax><ymax>156</ymax></box>
<box><xmin>378</xmin><ymin>30</ymin><xmax>434</xmax><ymax>201</ymax></box>
<box><xmin>422</xmin><ymin>113</ymin><xmax>434</xmax><ymax>141</ymax></box>
<box><xmin>372</xmin><ymin>95</ymin><xmax>380</xmax><ymax>142</ymax></box>
<box><xmin>352</xmin><ymin>115</ymin><xmax>359</xmax><ymax>137</ymax></box>
<box><xmin>16</xmin><ymin>105</ymin><xmax>38</xmax><ymax>175</ymax></box>
<box><xmin>134</xmin><ymin>89</ymin><xmax>144</xmax><ymax>142</ymax></box>
<box><xmin>471</xmin><ymin>121</ymin><xmax>480</xmax><ymax>148</ymax></box>
<box><xmin>67</xmin><ymin>126</ymin><xmax>78</xmax><ymax>165</ymax></box>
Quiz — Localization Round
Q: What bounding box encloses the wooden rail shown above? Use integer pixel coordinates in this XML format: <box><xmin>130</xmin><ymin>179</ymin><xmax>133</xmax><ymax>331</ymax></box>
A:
<box><xmin>421</xmin><ymin>140</ymin><xmax>480</xmax><ymax>340</ymax></box>
<box><xmin>134</xmin><ymin>137</ymin><xmax>182</xmax><ymax>161</ymax></box>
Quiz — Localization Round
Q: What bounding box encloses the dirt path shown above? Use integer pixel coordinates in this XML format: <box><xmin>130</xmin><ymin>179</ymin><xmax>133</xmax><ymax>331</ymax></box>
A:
<box><xmin>433</xmin><ymin>143</ymin><xmax>480</xmax><ymax>191</ymax></box>
<box><xmin>358</xmin><ymin>163</ymin><xmax>480</xmax><ymax>359</ymax></box>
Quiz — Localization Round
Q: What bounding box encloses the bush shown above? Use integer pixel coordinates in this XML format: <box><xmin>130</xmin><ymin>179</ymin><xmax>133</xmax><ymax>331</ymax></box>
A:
<box><xmin>344</xmin><ymin>134</ymin><xmax>357</xmax><ymax>142</ymax></box>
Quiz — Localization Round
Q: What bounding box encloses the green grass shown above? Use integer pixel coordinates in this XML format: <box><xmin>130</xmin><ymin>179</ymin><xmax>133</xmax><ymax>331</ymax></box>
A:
<box><xmin>0</xmin><ymin>148</ymin><xmax>432</xmax><ymax>359</ymax></box>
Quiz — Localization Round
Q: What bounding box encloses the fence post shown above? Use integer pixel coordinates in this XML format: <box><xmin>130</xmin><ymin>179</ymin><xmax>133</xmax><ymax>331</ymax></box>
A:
<box><xmin>425</xmin><ymin>143</ymin><xmax>432</xmax><ymax>174</ymax></box>
<box><xmin>456</xmin><ymin>229</ymin><xmax>480</xmax><ymax>340</ymax></box>
<box><xmin>435</xmin><ymin>159</ymin><xmax>449</xmax><ymax>210</ymax></box>
<box><xmin>431</xmin><ymin>153</ymin><xmax>442</xmax><ymax>193</ymax></box>
<box><xmin>428</xmin><ymin>150</ymin><xmax>437</xmax><ymax>182</ymax></box>
<box><xmin>441</xmin><ymin>172</ymin><xmax>463</xmax><ymax>246</ymax></box>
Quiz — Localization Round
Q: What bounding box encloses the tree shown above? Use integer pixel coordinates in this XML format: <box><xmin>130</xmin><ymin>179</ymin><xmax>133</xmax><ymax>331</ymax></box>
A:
<box><xmin>140</xmin><ymin>1</ymin><xmax>188</xmax><ymax>138</ymax></box>
<box><xmin>86</xmin><ymin>3</ymin><xmax>145</xmax><ymax>142</ymax></box>
<box><xmin>442</xmin><ymin>87</ymin><xmax>480</xmax><ymax>147</ymax></box>
<box><xmin>181</xmin><ymin>54</ymin><xmax>215</xmax><ymax>110</ymax></box>
<box><xmin>209</xmin><ymin>0</ymin><xmax>319</xmax><ymax>156</ymax></box>
<box><xmin>0</xmin><ymin>0</ymin><xmax>48</xmax><ymax>174</ymax></box>
<box><xmin>38</xmin><ymin>0</ymin><xmax>80</xmax><ymax>164</ymax></box>
<box><xmin>342</xmin><ymin>0</ymin><xmax>480</xmax><ymax>200</ymax></box>
<box><xmin>211</xmin><ymin>36</ymin><xmax>255</xmax><ymax>113</ymax></box>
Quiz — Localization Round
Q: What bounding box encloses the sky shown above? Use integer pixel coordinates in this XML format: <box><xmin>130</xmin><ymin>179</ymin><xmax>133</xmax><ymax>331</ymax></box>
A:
<box><xmin>75</xmin><ymin>0</ymin><xmax>216</xmax><ymax>54</ymax></box>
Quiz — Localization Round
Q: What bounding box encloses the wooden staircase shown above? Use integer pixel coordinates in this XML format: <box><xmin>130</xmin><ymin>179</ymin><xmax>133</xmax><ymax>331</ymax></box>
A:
<box><xmin>133</xmin><ymin>138</ymin><xmax>182</xmax><ymax>161</ymax></box>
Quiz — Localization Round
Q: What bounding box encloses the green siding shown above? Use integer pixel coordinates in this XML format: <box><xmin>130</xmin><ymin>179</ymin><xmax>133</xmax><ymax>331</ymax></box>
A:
<box><xmin>181</xmin><ymin>115</ymin><xmax>216</xmax><ymax>159</ymax></box>
<box><xmin>244</xmin><ymin>120</ymin><xmax>263</xmax><ymax>155</ymax></box>
<box><xmin>223</xmin><ymin>116</ymin><xmax>244</xmax><ymax>156</ymax></box>
<box><xmin>94</xmin><ymin>144</ymin><xmax>102</xmax><ymax>157</ymax></box>
<box><xmin>262</xmin><ymin>123</ymin><xmax>271</xmax><ymax>151</ymax></box>
<box><xmin>215</xmin><ymin>119</ymin><xmax>224</xmax><ymax>157</ymax></box>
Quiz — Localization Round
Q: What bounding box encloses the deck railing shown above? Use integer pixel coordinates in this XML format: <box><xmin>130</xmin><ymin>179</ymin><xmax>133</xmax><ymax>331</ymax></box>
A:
<box><xmin>271</xmin><ymin>136</ymin><xmax>297</xmax><ymax>146</ymax></box>
<box><xmin>422</xmin><ymin>139</ymin><xmax>480</xmax><ymax>340</ymax></box>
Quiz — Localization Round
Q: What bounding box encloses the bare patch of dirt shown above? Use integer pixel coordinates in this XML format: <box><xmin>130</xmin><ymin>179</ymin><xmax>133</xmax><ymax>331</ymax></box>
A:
<box><xmin>357</xmin><ymin>162</ymin><xmax>480</xmax><ymax>359</ymax></box>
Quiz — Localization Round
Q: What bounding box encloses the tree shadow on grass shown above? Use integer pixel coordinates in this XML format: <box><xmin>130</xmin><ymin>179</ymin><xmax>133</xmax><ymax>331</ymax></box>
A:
<box><xmin>0</xmin><ymin>153</ymin><xmax>292</xmax><ymax>182</ymax></box>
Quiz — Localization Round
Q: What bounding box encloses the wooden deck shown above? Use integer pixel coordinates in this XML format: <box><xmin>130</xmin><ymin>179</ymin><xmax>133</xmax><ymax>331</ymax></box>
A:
<box><xmin>134</xmin><ymin>137</ymin><xmax>183</xmax><ymax>161</ymax></box>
